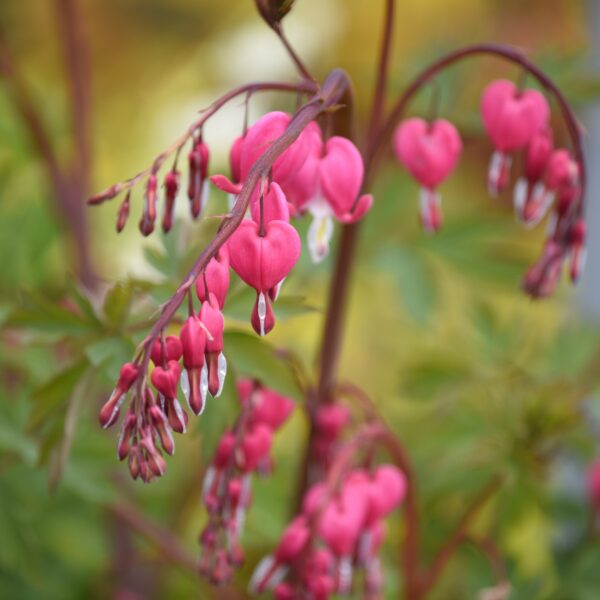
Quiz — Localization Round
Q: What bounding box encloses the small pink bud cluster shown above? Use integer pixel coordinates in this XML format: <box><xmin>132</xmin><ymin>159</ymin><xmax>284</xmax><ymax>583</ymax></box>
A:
<box><xmin>199</xmin><ymin>379</ymin><xmax>295</xmax><ymax>583</ymax></box>
<box><xmin>393</xmin><ymin>78</ymin><xmax>586</xmax><ymax>297</ymax></box>
<box><xmin>108</xmin><ymin>134</ymin><xmax>210</xmax><ymax>236</ymax></box>
<box><xmin>250</xmin><ymin>464</ymin><xmax>406</xmax><ymax>599</ymax></box>
<box><xmin>99</xmin><ymin>248</ymin><xmax>230</xmax><ymax>481</ymax></box>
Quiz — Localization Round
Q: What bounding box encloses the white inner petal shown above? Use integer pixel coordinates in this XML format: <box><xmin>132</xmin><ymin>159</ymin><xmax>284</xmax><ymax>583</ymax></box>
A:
<box><xmin>513</xmin><ymin>177</ymin><xmax>527</xmax><ymax>220</ymax></box>
<box><xmin>248</xmin><ymin>555</ymin><xmax>275</xmax><ymax>594</ymax></box>
<box><xmin>271</xmin><ymin>278</ymin><xmax>284</xmax><ymax>302</ymax></box>
<box><xmin>200</xmin><ymin>362</ymin><xmax>209</xmax><ymax>413</ymax></box>
<box><xmin>104</xmin><ymin>391</ymin><xmax>126</xmax><ymax>429</ymax></box>
<box><xmin>338</xmin><ymin>556</ymin><xmax>354</xmax><ymax>594</ymax></box>
<box><xmin>173</xmin><ymin>399</ymin><xmax>187</xmax><ymax>433</ymax></box>
<box><xmin>306</xmin><ymin>198</ymin><xmax>334</xmax><ymax>264</ymax></box>
<box><xmin>216</xmin><ymin>352</ymin><xmax>227</xmax><ymax>397</ymax></box>
<box><xmin>258</xmin><ymin>292</ymin><xmax>267</xmax><ymax>337</ymax></box>
<box><xmin>200</xmin><ymin>179</ymin><xmax>210</xmax><ymax>210</ymax></box>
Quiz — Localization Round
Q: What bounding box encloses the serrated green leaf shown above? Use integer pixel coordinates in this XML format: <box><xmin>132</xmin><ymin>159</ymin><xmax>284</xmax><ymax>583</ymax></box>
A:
<box><xmin>223</xmin><ymin>330</ymin><xmax>302</xmax><ymax>400</ymax></box>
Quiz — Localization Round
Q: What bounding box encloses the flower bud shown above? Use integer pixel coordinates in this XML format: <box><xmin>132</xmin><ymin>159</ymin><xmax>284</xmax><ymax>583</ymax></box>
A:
<box><xmin>255</xmin><ymin>0</ymin><xmax>295</xmax><ymax>27</ymax></box>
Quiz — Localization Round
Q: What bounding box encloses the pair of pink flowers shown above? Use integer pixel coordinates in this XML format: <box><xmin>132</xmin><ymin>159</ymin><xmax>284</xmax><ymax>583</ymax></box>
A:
<box><xmin>213</xmin><ymin>111</ymin><xmax>373</xmax><ymax>264</ymax></box>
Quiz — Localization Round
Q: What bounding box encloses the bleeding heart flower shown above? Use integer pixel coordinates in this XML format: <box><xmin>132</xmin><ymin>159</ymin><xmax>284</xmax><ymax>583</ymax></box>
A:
<box><xmin>481</xmin><ymin>79</ymin><xmax>549</xmax><ymax>196</ymax></box>
<box><xmin>287</xmin><ymin>129</ymin><xmax>373</xmax><ymax>262</ymax></box>
<box><xmin>211</xmin><ymin>111</ymin><xmax>314</xmax><ymax>196</ymax></box>
<box><xmin>513</xmin><ymin>127</ymin><xmax>554</xmax><ymax>227</ymax></box>
<box><xmin>151</xmin><ymin>359</ymin><xmax>187</xmax><ymax>434</ymax></box>
<box><xmin>393</xmin><ymin>117</ymin><xmax>462</xmax><ymax>233</ymax></box>
<box><xmin>199</xmin><ymin>293</ymin><xmax>227</xmax><ymax>397</ymax></box>
<box><xmin>150</xmin><ymin>335</ymin><xmax>183</xmax><ymax>366</ymax></box>
<box><xmin>239</xmin><ymin>423</ymin><xmax>273</xmax><ymax>472</ymax></box>
<box><xmin>227</xmin><ymin>219</ymin><xmax>301</xmax><ymax>336</ymax></box>
<box><xmin>196</xmin><ymin>246</ymin><xmax>230</xmax><ymax>309</ymax></box>
<box><xmin>99</xmin><ymin>362</ymin><xmax>140</xmax><ymax>428</ymax></box>
<box><xmin>188</xmin><ymin>137</ymin><xmax>210</xmax><ymax>218</ymax></box>
<box><xmin>162</xmin><ymin>169</ymin><xmax>180</xmax><ymax>233</ymax></box>
<box><xmin>180</xmin><ymin>316</ymin><xmax>208</xmax><ymax>415</ymax></box>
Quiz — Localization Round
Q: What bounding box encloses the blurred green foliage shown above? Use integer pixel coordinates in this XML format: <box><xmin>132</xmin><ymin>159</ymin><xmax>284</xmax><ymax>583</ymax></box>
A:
<box><xmin>2</xmin><ymin>1</ymin><xmax>600</xmax><ymax>599</ymax></box>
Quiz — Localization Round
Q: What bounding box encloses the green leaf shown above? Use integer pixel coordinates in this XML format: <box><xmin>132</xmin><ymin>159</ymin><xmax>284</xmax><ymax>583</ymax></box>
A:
<box><xmin>223</xmin><ymin>330</ymin><xmax>302</xmax><ymax>400</ymax></box>
<box><xmin>27</xmin><ymin>360</ymin><xmax>88</xmax><ymax>432</ymax></box>
<box><xmin>377</xmin><ymin>246</ymin><xmax>436</xmax><ymax>325</ymax></box>
<box><xmin>103</xmin><ymin>281</ymin><xmax>134</xmax><ymax>329</ymax></box>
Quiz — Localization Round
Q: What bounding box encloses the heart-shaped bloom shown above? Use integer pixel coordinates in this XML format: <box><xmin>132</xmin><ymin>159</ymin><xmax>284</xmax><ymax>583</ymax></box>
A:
<box><xmin>513</xmin><ymin>127</ymin><xmax>554</xmax><ymax>227</ymax></box>
<box><xmin>227</xmin><ymin>218</ymin><xmax>301</xmax><ymax>336</ymax></box>
<box><xmin>99</xmin><ymin>362</ymin><xmax>140</xmax><ymax>428</ymax></box>
<box><xmin>393</xmin><ymin>117</ymin><xmax>462</xmax><ymax>233</ymax></box>
<box><xmin>196</xmin><ymin>247</ymin><xmax>230</xmax><ymax>309</ymax></box>
<box><xmin>199</xmin><ymin>293</ymin><xmax>227</xmax><ymax>397</ymax></box>
<box><xmin>150</xmin><ymin>335</ymin><xmax>183</xmax><ymax>366</ymax></box>
<box><xmin>151</xmin><ymin>359</ymin><xmax>187</xmax><ymax>434</ymax></box>
<box><xmin>285</xmin><ymin>127</ymin><xmax>373</xmax><ymax>262</ymax></box>
<box><xmin>211</xmin><ymin>111</ymin><xmax>314</xmax><ymax>197</ymax></box>
<box><xmin>481</xmin><ymin>79</ymin><xmax>550</xmax><ymax>196</ymax></box>
<box><xmin>179</xmin><ymin>316</ymin><xmax>208</xmax><ymax>415</ymax></box>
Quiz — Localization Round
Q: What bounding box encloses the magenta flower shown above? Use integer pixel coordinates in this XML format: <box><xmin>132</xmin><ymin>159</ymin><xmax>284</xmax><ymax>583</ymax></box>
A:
<box><xmin>199</xmin><ymin>293</ymin><xmax>227</xmax><ymax>397</ymax></box>
<box><xmin>188</xmin><ymin>136</ymin><xmax>210</xmax><ymax>218</ymax></box>
<box><xmin>393</xmin><ymin>117</ymin><xmax>462</xmax><ymax>233</ymax></box>
<box><xmin>481</xmin><ymin>79</ymin><xmax>550</xmax><ymax>196</ymax></box>
<box><xmin>179</xmin><ymin>315</ymin><xmax>208</xmax><ymax>415</ymax></box>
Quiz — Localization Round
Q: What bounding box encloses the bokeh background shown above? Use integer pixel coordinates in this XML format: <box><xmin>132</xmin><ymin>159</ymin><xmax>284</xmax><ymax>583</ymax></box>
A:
<box><xmin>2</xmin><ymin>0</ymin><xmax>600</xmax><ymax>598</ymax></box>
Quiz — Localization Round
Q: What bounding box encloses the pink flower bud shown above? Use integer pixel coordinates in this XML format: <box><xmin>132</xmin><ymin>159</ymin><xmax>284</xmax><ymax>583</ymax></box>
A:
<box><xmin>196</xmin><ymin>247</ymin><xmax>230</xmax><ymax>309</ymax></box>
<box><xmin>162</xmin><ymin>169</ymin><xmax>180</xmax><ymax>233</ymax></box>
<box><xmin>188</xmin><ymin>138</ymin><xmax>210</xmax><ymax>219</ymax></box>
<box><xmin>525</xmin><ymin>127</ymin><xmax>553</xmax><ymax>183</ymax></box>
<box><xmin>239</xmin><ymin>424</ymin><xmax>272</xmax><ymax>472</ymax></box>
<box><xmin>228</xmin><ymin>219</ymin><xmax>301</xmax><ymax>336</ymax></box>
<box><xmin>149</xmin><ymin>404</ymin><xmax>175</xmax><ymax>456</ymax></box>
<box><xmin>117</xmin><ymin>412</ymin><xmax>137</xmax><ymax>460</ymax></box>
<box><xmin>314</xmin><ymin>404</ymin><xmax>350</xmax><ymax>440</ymax></box>
<box><xmin>180</xmin><ymin>316</ymin><xmax>208</xmax><ymax>415</ymax></box>
<box><xmin>139</xmin><ymin>174</ymin><xmax>158</xmax><ymax>236</ymax></box>
<box><xmin>545</xmin><ymin>149</ymin><xmax>579</xmax><ymax>190</ymax></box>
<box><xmin>587</xmin><ymin>461</ymin><xmax>600</xmax><ymax>507</ymax></box>
<box><xmin>151</xmin><ymin>360</ymin><xmax>181</xmax><ymax>400</ymax></box>
<box><xmin>116</xmin><ymin>192</ymin><xmax>131</xmax><ymax>233</ymax></box>
<box><xmin>200</xmin><ymin>294</ymin><xmax>227</xmax><ymax>397</ymax></box>
<box><xmin>99</xmin><ymin>362</ymin><xmax>140</xmax><ymax>428</ymax></box>
<box><xmin>248</xmin><ymin>388</ymin><xmax>295</xmax><ymax>431</ymax></box>
<box><xmin>150</xmin><ymin>335</ymin><xmax>183</xmax><ymax>366</ymax></box>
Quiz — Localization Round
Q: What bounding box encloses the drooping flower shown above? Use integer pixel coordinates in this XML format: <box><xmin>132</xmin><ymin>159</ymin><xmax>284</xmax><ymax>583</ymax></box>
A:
<box><xmin>227</xmin><ymin>213</ymin><xmax>301</xmax><ymax>336</ymax></box>
<box><xmin>211</xmin><ymin>111</ymin><xmax>315</xmax><ymax>197</ymax></box>
<box><xmin>393</xmin><ymin>117</ymin><xmax>462</xmax><ymax>233</ymax></box>
<box><xmin>99</xmin><ymin>362</ymin><xmax>140</xmax><ymax>428</ymax></box>
<box><xmin>162</xmin><ymin>169</ymin><xmax>180</xmax><ymax>233</ymax></box>
<box><xmin>513</xmin><ymin>127</ymin><xmax>554</xmax><ymax>226</ymax></box>
<box><xmin>188</xmin><ymin>136</ymin><xmax>210</xmax><ymax>218</ymax></box>
<box><xmin>481</xmin><ymin>79</ymin><xmax>550</xmax><ymax>196</ymax></box>
<box><xmin>199</xmin><ymin>293</ymin><xmax>227</xmax><ymax>397</ymax></box>
<box><xmin>285</xmin><ymin>126</ymin><xmax>373</xmax><ymax>262</ymax></box>
<box><xmin>179</xmin><ymin>315</ymin><xmax>209</xmax><ymax>415</ymax></box>
<box><xmin>196</xmin><ymin>247</ymin><xmax>230</xmax><ymax>310</ymax></box>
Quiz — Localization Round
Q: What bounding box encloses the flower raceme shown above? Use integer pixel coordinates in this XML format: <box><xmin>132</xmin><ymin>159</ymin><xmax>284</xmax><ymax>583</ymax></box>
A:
<box><xmin>393</xmin><ymin>117</ymin><xmax>462</xmax><ymax>233</ymax></box>
<box><xmin>199</xmin><ymin>380</ymin><xmax>295</xmax><ymax>583</ymax></box>
<box><xmin>481</xmin><ymin>79</ymin><xmax>550</xmax><ymax>196</ymax></box>
<box><xmin>250</xmin><ymin>464</ymin><xmax>407</xmax><ymax>598</ymax></box>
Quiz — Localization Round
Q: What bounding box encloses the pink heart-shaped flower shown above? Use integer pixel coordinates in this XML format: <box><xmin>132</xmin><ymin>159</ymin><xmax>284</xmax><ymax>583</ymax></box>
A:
<box><xmin>228</xmin><ymin>219</ymin><xmax>301</xmax><ymax>292</ymax></box>
<box><xmin>481</xmin><ymin>79</ymin><xmax>549</xmax><ymax>152</ymax></box>
<box><xmin>393</xmin><ymin>117</ymin><xmax>462</xmax><ymax>189</ymax></box>
<box><xmin>319</xmin><ymin>136</ymin><xmax>365</xmax><ymax>218</ymax></box>
<box><xmin>151</xmin><ymin>360</ymin><xmax>181</xmax><ymax>399</ymax></box>
<box><xmin>240</xmin><ymin>424</ymin><xmax>273</xmax><ymax>471</ymax></box>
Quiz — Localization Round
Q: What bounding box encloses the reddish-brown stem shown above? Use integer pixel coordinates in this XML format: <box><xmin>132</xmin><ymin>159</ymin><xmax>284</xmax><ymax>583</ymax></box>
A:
<box><xmin>417</xmin><ymin>476</ymin><xmax>503</xmax><ymax>598</ymax></box>
<box><xmin>128</xmin><ymin>70</ymin><xmax>349</xmax><ymax>391</ymax></box>
<box><xmin>367</xmin><ymin>0</ymin><xmax>396</xmax><ymax>148</ymax></box>
<box><xmin>366</xmin><ymin>43</ymin><xmax>586</xmax><ymax>215</ymax></box>
<box><xmin>88</xmin><ymin>79</ymin><xmax>318</xmax><ymax>204</ymax></box>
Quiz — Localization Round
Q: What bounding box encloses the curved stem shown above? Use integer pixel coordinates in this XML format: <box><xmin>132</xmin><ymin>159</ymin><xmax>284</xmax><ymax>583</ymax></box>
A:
<box><xmin>273</xmin><ymin>23</ymin><xmax>315</xmax><ymax>82</ymax></box>
<box><xmin>130</xmin><ymin>70</ymin><xmax>350</xmax><ymax>388</ymax></box>
<box><xmin>367</xmin><ymin>0</ymin><xmax>396</xmax><ymax>148</ymax></box>
<box><xmin>366</xmin><ymin>43</ymin><xmax>586</xmax><ymax>215</ymax></box>
<box><xmin>88</xmin><ymin>79</ymin><xmax>318</xmax><ymax>205</ymax></box>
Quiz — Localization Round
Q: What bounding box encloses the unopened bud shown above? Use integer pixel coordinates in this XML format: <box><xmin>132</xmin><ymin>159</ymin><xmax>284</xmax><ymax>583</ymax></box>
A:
<box><xmin>255</xmin><ymin>0</ymin><xmax>295</xmax><ymax>27</ymax></box>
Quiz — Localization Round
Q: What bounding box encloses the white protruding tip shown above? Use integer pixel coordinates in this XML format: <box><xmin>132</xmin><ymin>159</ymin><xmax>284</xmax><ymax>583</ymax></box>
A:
<box><xmin>180</xmin><ymin>370</ymin><xmax>191</xmax><ymax>407</ymax></box>
<box><xmin>258</xmin><ymin>292</ymin><xmax>267</xmax><ymax>337</ymax></box>
<box><xmin>199</xmin><ymin>362</ymin><xmax>209</xmax><ymax>413</ymax></box>
<box><xmin>308</xmin><ymin>212</ymin><xmax>334</xmax><ymax>264</ymax></box>
<box><xmin>216</xmin><ymin>352</ymin><xmax>227</xmax><ymax>397</ymax></box>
